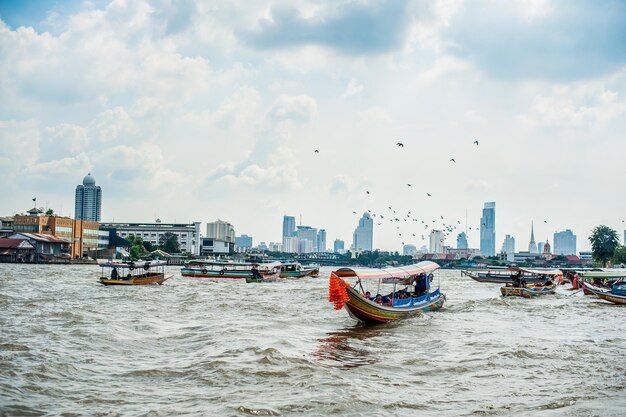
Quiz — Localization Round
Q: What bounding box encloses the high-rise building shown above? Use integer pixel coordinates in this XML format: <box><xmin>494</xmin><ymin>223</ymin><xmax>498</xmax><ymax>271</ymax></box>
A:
<box><xmin>235</xmin><ymin>234</ymin><xmax>253</xmax><ymax>251</ymax></box>
<box><xmin>457</xmin><ymin>232</ymin><xmax>468</xmax><ymax>249</ymax></box>
<box><xmin>501</xmin><ymin>234</ymin><xmax>515</xmax><ymax>261</ymax></box>
<box><xmin>528</xmin><ymin>221</ymin><xmax>538</xmax><ymax>254</ymax></box>
<box><xmin>282</xmin><ymin>215</ymin><xmax>296</xmax><ymax>248</ymax></box>
<box><xmin>480</xmin><ymin>202</ymin><xmax>496</xmax><ymax>257</ymax></box>
<box><xmin>75</xmin><ymin>173</ymin><xmax>102</xmax><ymax>221</ymax></box>
<box><xmin>296</xmin><ymin>225</ymin><xmax>317</xmax><ymax>254</ymax></box>
<box><xmin>429</xmin><ymin>230</ymin><xmax>444</xmax><ymax>254</ymax></box>
<box><xmin>316</xmin><ymin>229</ymin><xmax>327</xmax><ymax>252</ymax></box>
<box><xmin>283</xmin><ymin>236</ymin><xmax>299</xmax><ymax>253</ymax></box>
<box><xmin>334</xmin><ymin>239</ymin><xmax>345</xmax><ymax>253</ymax></box>
<box><xmin>403</xmin><ymin>244</ymin><xmax>417</xmax><ymax>256</ymax></box>
<box><xmin>352</xmin><ymin>212</ymin><xmax>373</xmax><ymax>251</ymax></box>
<box><xmin>553</xmin><ymin>229</ymin><xmax>576</xmax><ymax>255</ymax></box>
<box><xmin>537</xmin><ymin>242</ymin><xmax>544</xmax><ymax>253</ymax></box>
<box><xmin>206</xmin><ymin>220</ymin><xmax>235</xmax><ymax>243</ymax></box>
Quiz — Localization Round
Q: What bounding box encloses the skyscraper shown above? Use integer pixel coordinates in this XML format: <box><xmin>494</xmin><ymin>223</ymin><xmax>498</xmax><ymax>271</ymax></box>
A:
<box><xmin>528</xmin><ymin>221</ymin><xmax>538</xmax><ymax>254</ymax></box>
<box><xmin>501</xmin><ymin>234</ymin><xmax>515</xmax><ymax>261</ymax></box>
<box><xmin>553</xmin><ymin>229</ymin><xmax>576</xmax><ymax>255</ymax></box>
<box><xmin>75</xmin><ymin>173</ymin><xmax>102</xmax><ymax>221</ymax></box>
<box><xmin>403</xmin><ymin>244</ymin><xmax>417</xmax><ymax>256</ymax></box>
<box><xmin>334</xmin><ymin>239</ymin><xmax>345</xmax><ymax>253</ymax></box>
<box><xmin>282</xmin><ymin>215</ymin><xmax>296</xmax><ymax>244</ymax></box>
<box><xmin>296</xmin><ymin>225</ymin><xmax>317</xmax><ymax>253</ymax></box>
<box><xmin>429</xmin><ymin>230</ymin><xmax>444</xmax><ymax>254</ymax></box>
<box><xmin>352</xmin><ymin>212</ymin><xmax>373</xmax><ymax>251</ymax></box>
<box><xmin>206</xmin><ymin>220</ymin><xmax>236</xmax><ymax>243</ymax></box>
<box><xmin>457</xmin><ymin>232</ymin><xmax>468</xmax><ymax>249</ymax></box>
<box><xmin>316</xmin><ymin>229</ymin><xmax>327</xmax><ymax>252</ymax></box>
<box><xmin>480</xmin><ymin>202</ymin><xmax>496</xmax><ymax>257</ymax></box>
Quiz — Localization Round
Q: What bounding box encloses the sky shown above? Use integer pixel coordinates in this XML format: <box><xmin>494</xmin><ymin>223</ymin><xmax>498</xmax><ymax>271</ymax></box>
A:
<box><xmin>1</xmin><ymin>0</ymin><xmax>625</xmax><ymax>253</ymax></box>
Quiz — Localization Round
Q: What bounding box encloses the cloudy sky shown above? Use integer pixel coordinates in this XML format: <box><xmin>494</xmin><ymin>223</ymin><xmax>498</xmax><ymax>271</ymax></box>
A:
<box><xmin>1</xmin><ymin>0</ymin><xmax>625</xmax><ymax>252</ymax></box>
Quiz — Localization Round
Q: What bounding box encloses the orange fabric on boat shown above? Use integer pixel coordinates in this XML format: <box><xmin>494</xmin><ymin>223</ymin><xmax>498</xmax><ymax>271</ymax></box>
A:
<box><xmin>328</xmin><ymin>272</ymin><xmax>350</xmax><ymax>310</ymax></box>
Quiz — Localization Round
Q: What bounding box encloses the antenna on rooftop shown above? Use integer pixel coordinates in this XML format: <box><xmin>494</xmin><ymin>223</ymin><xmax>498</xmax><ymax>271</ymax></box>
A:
<box><xmin>300</xmin><ymin>214</ymin><xmax>302</xmax><ymax>226</ymax></box>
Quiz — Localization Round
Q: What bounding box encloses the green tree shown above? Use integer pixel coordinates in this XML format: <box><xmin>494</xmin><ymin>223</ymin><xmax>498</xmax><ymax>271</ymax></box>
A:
<box><xmin>129</xmin><ymin>245</ymin><xmax>143</xmax><ymax>260</ymax></box>
<box><xmin>589</xmin><ymin>225</ymin><xmax>620</xmax><ymax>267</ymax></box>
<box><xmin>159</xmin><ymin>232</ymin><xmax>180</xmax><ymax>253</ymax></box>
<box><xmin>45</xmin><ymin>208</ymin><xmax>54</xmax><ymax>216</ymax></box>
<box><xmin>613</xmin><ymin>245</ymin><xmax>626</xmax><ymax>265</ymax></box>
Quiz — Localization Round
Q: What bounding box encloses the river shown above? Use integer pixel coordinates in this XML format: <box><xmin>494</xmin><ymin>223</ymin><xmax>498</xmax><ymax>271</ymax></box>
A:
<box><xmin>0</xmin><ymin>264</ymin><xmax>624</xmax><ymax>416</ymax></box>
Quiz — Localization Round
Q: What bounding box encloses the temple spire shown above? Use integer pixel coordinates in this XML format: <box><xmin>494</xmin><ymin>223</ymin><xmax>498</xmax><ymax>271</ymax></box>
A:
<box><xmin>528</xmin><ymin>221</ymin><xmax>537</xmax><ymax>254</ymax></box>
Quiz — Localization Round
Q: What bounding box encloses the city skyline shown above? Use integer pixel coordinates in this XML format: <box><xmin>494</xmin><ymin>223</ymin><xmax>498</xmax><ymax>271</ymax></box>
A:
<box><xmin>1</xmin><ymin>1</ymin><xmax>625</xmax><ymax>252</ymax></box>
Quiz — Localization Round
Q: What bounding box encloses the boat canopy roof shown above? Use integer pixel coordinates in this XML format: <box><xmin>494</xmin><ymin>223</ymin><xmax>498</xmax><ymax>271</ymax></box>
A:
<box><xmin>334</xmin><ymin>261</ymin><xmax>439</xmax><ymax>281</ymax></box>
<box><xmin>99</xmin><ymin>260</ymin><xmax>167</xmax><ymax>268</ymax></box>
<box><xmin>580</xmin><ymin>270</ymin><xmax>626</xmax><ymax>278</ymax></box>
<box><xmin>506</xmin><ymin>267</ymin><xmax>563</xmax><ymax>276</ymax></box>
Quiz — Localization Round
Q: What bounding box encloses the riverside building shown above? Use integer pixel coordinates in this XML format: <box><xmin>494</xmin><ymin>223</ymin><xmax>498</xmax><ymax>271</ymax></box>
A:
<box><xmin>101</xmin><ymin>220</ymin><xmax>202</xmax><ymax>255</ymax></box>
<box><xmin>480</xmin><ymin>202</ymin><xmax>496</xmax><ymax>257</ymax></box>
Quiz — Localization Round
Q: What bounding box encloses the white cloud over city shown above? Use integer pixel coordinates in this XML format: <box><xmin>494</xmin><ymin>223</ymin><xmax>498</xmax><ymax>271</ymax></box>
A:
<box><xmin>1</xmin><ymin>0</ymin><xmax>625</xmax><ymax>251</ymax></box>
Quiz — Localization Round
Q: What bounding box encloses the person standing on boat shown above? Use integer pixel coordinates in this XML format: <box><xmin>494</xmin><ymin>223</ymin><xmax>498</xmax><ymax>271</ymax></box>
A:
<box><xmin>251</xmin><ymin>264</ymin><xmax>261</xmax><ymax>281</ymax></box>
<box><xmin>111</xmin><ymin>268</ymin><xmax>118</xmax><ymax>280</ymax></box>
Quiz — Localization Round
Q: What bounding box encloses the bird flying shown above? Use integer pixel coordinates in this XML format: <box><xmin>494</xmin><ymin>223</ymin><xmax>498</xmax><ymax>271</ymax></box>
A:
<box><xmin>407</xmin><ymin>183</ymin><xmax>411</xmax><ymax>187</ymax></box>
<box><xmin>449</xmin><ymin>158</ymin><xmax>456</xmax><ymax>163</ymax></box>
<box><xmin>474</xmin><ymin>140</ymin><xmax>479</xmax><ymax>145</ymax></box>
<box><xmin>396</xmin><ymin>142</ymin><xmax>404</xmax><ymax>147</ymax></box>
<box><xmin>366</xmin><ymin>191</ymin><xmax>370</xmax><ymax>194</ymax></box>
<box><xmin>427</xmin><ymin>193</ymin><xmax>432</xmax><ymax>197</ymax></box>
<box><xmin>314</xmin><ymin>150</ymin><xmax>319</xmax><ymax>153</ymax></box>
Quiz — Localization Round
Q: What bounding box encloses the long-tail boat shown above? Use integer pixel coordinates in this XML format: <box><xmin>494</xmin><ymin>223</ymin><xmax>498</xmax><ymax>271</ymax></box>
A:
<box><xmin>462</xmin><ymin>268</ymin><xmax>552</xmax><ymax>284</ymax></box>
<box><xmin>98</xmin><ymin>260</ymin><xmax>172</xmax><ymax>285</ymax></box>
<box><xmin>181</xmin><ymin>260</ymin><xmax>280</xmax><ymax>280</ymax></box>
<box><xmin>499</xmin><ymin>268</ymin><xmax>561</xmax><ymax>297</ymax></box>
<box><xmin>578</xmin><ymin>270</ymin><xmax>626</xmax><ymax>295</ymax></box>
<box><xmin>581</xmin><ymin>281</ymin><xmax>626</xmax><ymax>305</ymax></box>
<box><xmin>328</xmin><ymin>261</ymin><xmax>445</xmax><ymax>324</ymax></box>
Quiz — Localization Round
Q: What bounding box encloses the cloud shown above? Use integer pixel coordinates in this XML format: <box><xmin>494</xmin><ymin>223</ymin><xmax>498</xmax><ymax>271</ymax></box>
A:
<box><xmin>443</xmin><ymin>0</ymin><xmax>626</xmax><ymax>80</ymax></box>
<box><xmin>0</xmin><ymin>119</ymin><xmax>40</xmax><ymax>173</ymax></box>
<box><xmin>39</xmin><ymin>123</ymin><xmax>88</xmax><ymax>161</ymax></box>
<box><xmin>239</xmin><ymin>1</ymin><xmax>412</xmax><ymax>55</ymax></box>
<box><xmin>88</xmin><ymin>107</ymin><xmax>134</xmax><ymax>142</ymax></box>
<box><xmin>519</xmin><ymin>79</ymin><xmax>626</xmax><ymax>128</ymax></box>
<box><xmin>267</xmin><ymin>94</ymin><xmax>317</xmax><ymax>123</ymax></box>
<box><xmin>342</xmin><ymin>78</ymin><xmax>363</xmax><ymax>97</ymax></box>
<box><xmin>25</xmin><ymin>152</ymin><xmax>92</xmax><ymax>179</ymax></box>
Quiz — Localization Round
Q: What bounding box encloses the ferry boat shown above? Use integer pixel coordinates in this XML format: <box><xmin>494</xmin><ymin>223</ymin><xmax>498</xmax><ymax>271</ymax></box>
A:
<box><xmin>181</xmin><ymin>260</ymin><xmax>281</xmax><ymax>280</ymax></box>
<box><xmin>582</xmin><ymin>280</ymin><xmax>626</xmax><ymax>305</ymax></box>
<box><xmin>462</xmin><ymin>268</ymin><xmax>554</xmax><ymax>284</ymax></box>
<box><xmin>279</xmin><ymin>261</ymin><xmax>319</xmax><ymax>278</ymax></box>
<box><xmin>328</xmin><ymin>261</ymin><xmax>445</xmax><ymax>324</ymax></box>
<box><xmin>98</xmin><ymin>260</ymin><xmax>172</xmax><ymax>285</ymax></box>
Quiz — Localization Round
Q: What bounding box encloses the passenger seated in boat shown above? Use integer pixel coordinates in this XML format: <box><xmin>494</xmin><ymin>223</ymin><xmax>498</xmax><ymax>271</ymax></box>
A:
<box><xmin>544</xmin><ymin>279</ymin><xmax>553</xmax><ymax>286</ymax></box>
<box><xmin>364</xmin><ymin>291</ymin><xmax>372</xmax><ymax>300</ymax></box>
<box><xmin>374</xmin><ymin>294</ymin><xmax>383</xmax><ymax>304</ymax></box>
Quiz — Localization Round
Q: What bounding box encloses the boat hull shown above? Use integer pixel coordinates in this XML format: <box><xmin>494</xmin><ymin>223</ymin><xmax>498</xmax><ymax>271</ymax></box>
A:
<box><xmin>582</xmin><ymin>282</ymin><xmax>626</xmax><ymax>305</ymax></box>
<box><xmin>500</xmin><ymin>284</ymin><xmax>556</xmax><ymax>298</ymax></box>
<box><xmin>343</xmin><ymin>287</ymin><xmax>445</xmax><ymax>324</ymax></box>
<box><xmin>181</xmin><ymin>268</ymin><xmax>252</xmax><ymax>279</ymax></box>
<box><xmin>99</xmin><ymin>273</ymin><xmax>173</xmax><ymax>286</ymax></box>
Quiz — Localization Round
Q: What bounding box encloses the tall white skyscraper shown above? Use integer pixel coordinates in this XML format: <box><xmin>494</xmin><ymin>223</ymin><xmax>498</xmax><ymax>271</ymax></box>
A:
<box><xmin>296</xmin><ymin>225</ymin><xmax>317</xmax><ymax>254</ymax></box>
<box><xmin>501</xmin><ymin>234</ymin><xmax>515</xmax><ymax>261</ymax></box>
<box><xmin>75</xmin><ymin>173</ymin><xmax>102</xmax><ymax>221</ymax></box>
<box><xmin>480</xmin><ymin>202</ymin><xmax>496</xmax><ymax>257</ymax></box>
<box><xmin>429</xmin><ymin>230</ymin><xmax>444</xmax><ymax>254</ymax></box>
<box><xmin>553</xmin><ymin>229</ymin><xmax>577</xmax><ymax>255</ymax></box>
<box><xmin>352</xmin><ymin>212</ymin><xmax>373</xmax><ymax>251</ymax></box>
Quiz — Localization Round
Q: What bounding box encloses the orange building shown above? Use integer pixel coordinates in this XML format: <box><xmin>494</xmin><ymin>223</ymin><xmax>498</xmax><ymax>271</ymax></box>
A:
<box><xmin>14</xmin><ymin>208</ymin><xmax>100</xmax><ymax>258</ymax></box>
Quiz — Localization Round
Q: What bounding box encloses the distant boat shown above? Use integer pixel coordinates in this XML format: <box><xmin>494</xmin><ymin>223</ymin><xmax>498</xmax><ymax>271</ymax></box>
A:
<box><xmin>181</xmin><ymin>260</ymin><xmax>281</xmax><ymax>280</ymax></box>
<box><xmin>328</xmin><ymin>261</ymin><xmax>445</xmax><ymax>324</ymax></box>
<box><xmin>500</xmin><ymin>282</ymin><xmax>558</xmax><ymax>297</ymax></box>
<box><xmin>98</xmin><ymin>260</ymin><xmax>172</xmax><ymax>286</ymax></box>
<box><xmin>278</xmin><ymin>261</ymin><xmax>319</xmax><ymax>278</ymax></box>
<box><xmin>462</xmin><ymin>269</ymin><xmax>546</xmax><ymax>284</ymax></box>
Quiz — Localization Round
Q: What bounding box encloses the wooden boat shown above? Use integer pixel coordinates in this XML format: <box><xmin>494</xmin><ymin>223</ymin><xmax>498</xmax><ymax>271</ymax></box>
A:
<box><xmin>578</xmin><ymin>270</ymin><xmax>626</xmax><ymax>295</ymax></box>
<box><xmin>181</xmin><ymin>260</ymin><xmax>280</xmax><ymax>280</ymax></box>
<box><xmin>581</xmin><ymin>281</ymin><xmax>626</xmax><ymax>305</ymax></box>
<box><xmin>98</xmin><ymin>260</ymin><xmax>172</xmax><ymax>286</ymax></box>
<box><xmin>462</xmin><ymin>268</ymin><xmax>550</xmax><ymax>284</ymax></box>
<box><xmin>500</xmin><ymin>282</ymin><xmax>557</xmax><ymax>297</ymax></box>
<box><xmin>499</xmin><ymin>267</ymin><xmax>561</xmax><ymax>297</ymax></box>
<box><xmin>328</xmin><ymin>261</ymin><xmax>445</xmax><ymax>324</ymax></box>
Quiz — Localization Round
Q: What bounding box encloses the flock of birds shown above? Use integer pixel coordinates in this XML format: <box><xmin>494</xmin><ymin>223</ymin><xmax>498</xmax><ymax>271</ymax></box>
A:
<box><xmin>314</xmin><ymin>139</ymin><xmax>483</xmax><ymax>248</ymax></box>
